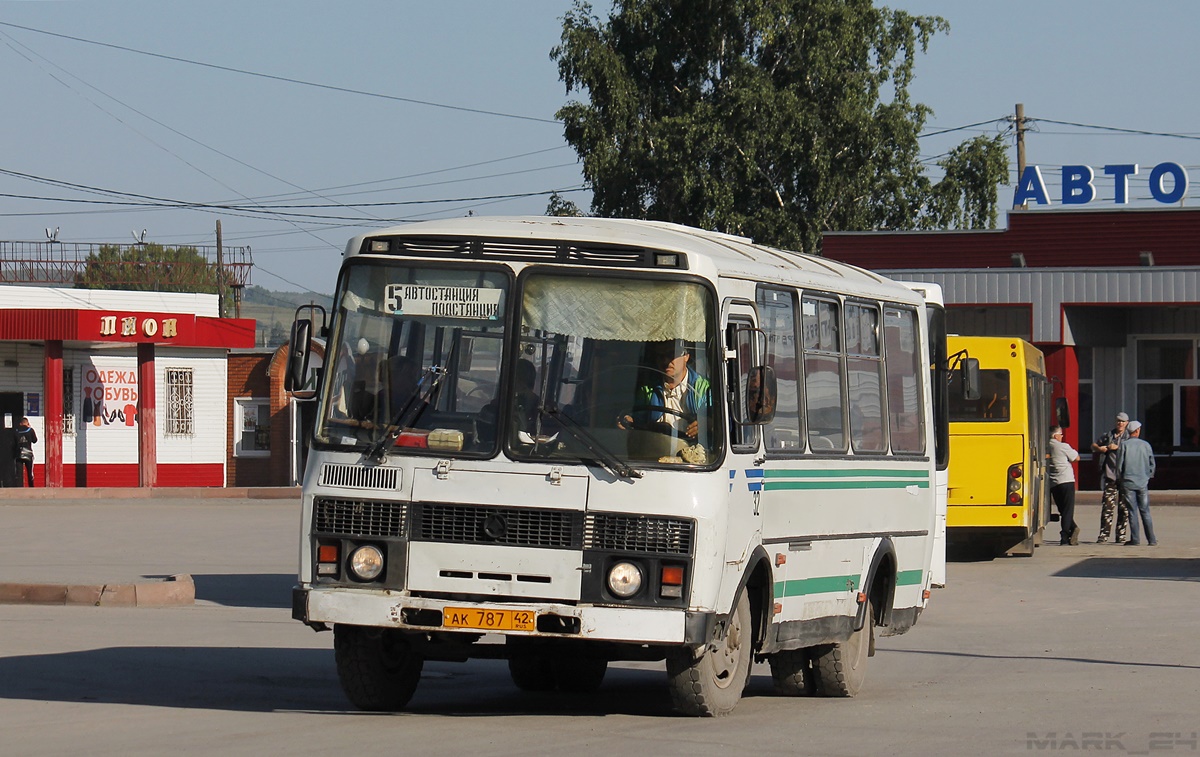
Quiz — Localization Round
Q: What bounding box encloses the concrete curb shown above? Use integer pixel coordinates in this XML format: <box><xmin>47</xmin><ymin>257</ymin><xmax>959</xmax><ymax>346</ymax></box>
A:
<box><xmin>0</xmin><ymin>486</ymin><xmax>300</xmax><ymax>501</ymax></box>
<box><xmin>0</xmin><ymin>573</ymin><xmax>195</xmax><ymax>607</ymax></box>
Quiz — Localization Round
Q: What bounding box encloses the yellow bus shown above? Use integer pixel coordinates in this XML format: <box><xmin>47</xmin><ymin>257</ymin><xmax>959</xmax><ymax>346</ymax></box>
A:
<box><xmin>946</xmin><ymin>336</ymin><xmax>1052</xmax><ymax>558</ymax></box>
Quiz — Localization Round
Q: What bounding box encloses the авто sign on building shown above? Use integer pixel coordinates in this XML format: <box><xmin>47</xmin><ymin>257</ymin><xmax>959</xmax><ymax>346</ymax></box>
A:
<box><xmin>1013</xmin><ymin>162</ymin><xmax>1189</xmax><ymax>207</ymax></box>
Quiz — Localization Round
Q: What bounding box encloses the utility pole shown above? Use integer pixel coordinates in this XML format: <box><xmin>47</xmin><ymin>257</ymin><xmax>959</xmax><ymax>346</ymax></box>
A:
<box><xmin>1015</xmin><ymin>103</ymin><xmax>1027</xmax><ymax>210</ymax></box>
<box><xmin>215</xmin><ymin>219</ymin><xmax>225</xmax><ymax>318</ymax></box>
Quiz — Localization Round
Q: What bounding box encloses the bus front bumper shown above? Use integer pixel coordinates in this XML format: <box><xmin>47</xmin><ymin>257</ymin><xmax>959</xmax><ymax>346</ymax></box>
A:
<box><xmin>293</xmin><ymin>586</ymin><xmax>709</xmax><ymax>645</ymax></box>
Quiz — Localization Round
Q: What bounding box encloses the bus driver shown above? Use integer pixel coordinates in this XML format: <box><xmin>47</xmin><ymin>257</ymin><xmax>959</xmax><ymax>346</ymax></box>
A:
<box><xmin>619</xmin><ymin>339</ymin><xmax>711</xmax><ymax>440</ymax></box>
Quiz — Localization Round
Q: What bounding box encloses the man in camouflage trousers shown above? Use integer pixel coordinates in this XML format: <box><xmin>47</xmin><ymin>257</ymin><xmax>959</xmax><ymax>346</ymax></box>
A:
<box><xmin>1091</xmin><ymin>412</ymin><xmax>1131</xmax><ymax>543</ymax></box>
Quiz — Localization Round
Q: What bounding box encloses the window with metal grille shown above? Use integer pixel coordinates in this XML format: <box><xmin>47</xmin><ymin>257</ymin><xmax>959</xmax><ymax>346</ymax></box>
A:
<box><xmin>165</xmin><ymin>368</ymin><xmax>194</xmax><ymax>436</ymax></box>
<box><xmin>62</xmin><ymin>367</ymin><xmax>75</xmax><ymax>436</ymax></box>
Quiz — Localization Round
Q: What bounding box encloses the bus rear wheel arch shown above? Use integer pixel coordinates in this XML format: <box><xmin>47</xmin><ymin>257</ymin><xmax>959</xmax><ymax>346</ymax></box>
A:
<box><xmin>810</xmin><ymin>598</ymin><xmax>875</xmax><ymax>697</ymax></box>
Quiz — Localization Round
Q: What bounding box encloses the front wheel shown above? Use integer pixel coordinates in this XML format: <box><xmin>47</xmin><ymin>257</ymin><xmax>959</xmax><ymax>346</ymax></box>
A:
<box><xmin>810</xmin><ymin>600</ymin><xmax>873</xmax><ymax>697</ymax></box>
<box><xmin>666</xmin><ymin>592</ymin><xmax>753</xmax><ymax>717</ymax></box>
<box><xmin>334</xmin><ymin>624</ymin><xmax>424</xmax><ymax>711</ymax></box>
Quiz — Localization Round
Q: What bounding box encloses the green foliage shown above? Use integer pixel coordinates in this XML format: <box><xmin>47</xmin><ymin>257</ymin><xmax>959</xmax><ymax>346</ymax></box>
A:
<box><xmin>927</xmin><ymin>134</ymin><xmax>1011</xmax><ymax>230</ymax></box>
<box><xmin>546</xmin><ymin>191</ymin><xmax>585</xmax><ymax>217</ymax></box>
<box><xmin>78</xmin><ymin>243</ymin><xmax>230</xmax><ymax>294</ymax></box>
<box><xmin>552</xmin><ymin>0</ymin><xmax>1009</xmax><ymax>253</ymax></box>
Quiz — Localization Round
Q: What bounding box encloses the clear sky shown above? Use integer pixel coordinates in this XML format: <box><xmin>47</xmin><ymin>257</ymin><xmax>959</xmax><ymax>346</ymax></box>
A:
<box><xmin>2</xmin><ymin>1</ymin><xmax>1199</xmax><ymax>295</ymax></box>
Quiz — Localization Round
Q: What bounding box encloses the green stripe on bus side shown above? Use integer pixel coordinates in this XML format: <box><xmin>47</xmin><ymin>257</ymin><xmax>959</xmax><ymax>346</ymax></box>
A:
<box><xmin>773</xmin><ymin>575</ymin><xmax>859</xmax><ymax>598</ymax></box>
<box><xmin>763</xmin><ymin>468</ymin><xmax>929</xmax><ymax>479</ymax></box>
<box><xmin>772</xmin><ymin>570</ymin><xmax>924</xmax><ymax>599</ymax></box>
<box><xmin>764</xmin><ymin>480</ymin><xmax>930</xmax><ymax>491</ymax></box>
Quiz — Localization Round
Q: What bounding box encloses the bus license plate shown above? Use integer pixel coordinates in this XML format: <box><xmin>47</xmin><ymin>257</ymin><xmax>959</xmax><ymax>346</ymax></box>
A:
<box><xmin>443</xmin><ymin>607</ymin><xmax>536</xmax><ymax>632</ymax></box>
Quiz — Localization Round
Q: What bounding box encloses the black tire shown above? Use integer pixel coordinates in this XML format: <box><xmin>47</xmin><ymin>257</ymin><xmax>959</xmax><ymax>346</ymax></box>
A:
<box><xmin>810</xmin><ymin>600</ymin><xmax>873</xmax><ymax>698</ymax></box>
<box><xmin>508</xmin><ymin>655</ymin><xmax>556</xmax><ymax>692</ymax></box>
<box><xmin>333</xmin><ymin>624</ymin><xmax>424</xmax><ymax>711</ymax></box>
<box><xmin>768</xmin><ymin>648</ymin><xmax>813</xmax><ymax>696</ymax></box>
<box><xmin>666</xmin><ymin>592</ymin><xmax>753</xmax><ymax>717</ymax></box>
<box><xmin>553</xmin><ymin>656</ymin><xmax>608</xmax><ymax>693</ymax></box>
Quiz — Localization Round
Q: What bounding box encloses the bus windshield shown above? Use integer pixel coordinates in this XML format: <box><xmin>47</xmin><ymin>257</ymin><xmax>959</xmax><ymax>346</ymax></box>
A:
<box><xmin>315</xmin><ymin>261</ymin><xmax>510</xmax><ymax>456</ymax></box>
<box><xmin>508</xmin><ymin>273</ymin><xmax>720</xmax><ymax>468</ymax></box>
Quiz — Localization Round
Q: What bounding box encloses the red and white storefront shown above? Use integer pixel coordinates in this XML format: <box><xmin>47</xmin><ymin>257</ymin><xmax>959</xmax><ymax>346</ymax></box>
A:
<box><xmin>0</xmin><ymin>286</ymin><xmax>254</xmax><ymax>488</ymax></box>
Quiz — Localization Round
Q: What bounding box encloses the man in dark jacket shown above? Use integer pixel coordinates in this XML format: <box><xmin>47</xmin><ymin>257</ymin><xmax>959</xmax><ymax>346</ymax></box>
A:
<box><xmin>15</xmin><ymin>416</ymin><xmax>37</xmax><ymax>487</ymax></box>
<box><xmin>1091</xmin><ymin>412</ymin><xmax>1130</xmax><ymax>543</ymax></box>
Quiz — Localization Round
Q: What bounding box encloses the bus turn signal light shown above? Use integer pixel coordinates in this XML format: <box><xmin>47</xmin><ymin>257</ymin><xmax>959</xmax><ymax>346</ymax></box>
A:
<box><xmin>660</xmin><ymin>565</ymin><xmax>684</xmax><ymax>598</ymax></box>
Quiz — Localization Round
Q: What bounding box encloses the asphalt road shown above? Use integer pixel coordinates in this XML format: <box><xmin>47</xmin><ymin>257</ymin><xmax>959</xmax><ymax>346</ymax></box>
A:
<box><xmin>1</xmin><ymin>498</ymin><xmax>1198</xmax><ymax>756</ymax></box>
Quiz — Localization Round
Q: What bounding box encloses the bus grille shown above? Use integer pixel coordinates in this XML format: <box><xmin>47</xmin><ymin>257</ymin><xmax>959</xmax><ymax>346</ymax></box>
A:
<box><xmin>584</xmin><ymin>514</ymin><xmax>695</xmax><ymax>555</ymax></box>
<box><xmin>313</xmin><ymin>497</ymin><xmax>407</xmax><ymax>538</ymax></box>
<box><xmin>413</xmin><ymin>503</ymin><xmax>584</xmax><ymax>549</ymax></box>
<box><xmin>319</xmin><ymin>463</ymin><xmax>399</xmax><ymax>491</ymax></box>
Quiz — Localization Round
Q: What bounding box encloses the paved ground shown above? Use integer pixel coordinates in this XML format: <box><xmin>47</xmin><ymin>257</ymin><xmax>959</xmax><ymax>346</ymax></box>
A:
<box><xmin>1</xmin><ymin>496</ymin><xmax>1198</xmax><ymax>756</ymax></box>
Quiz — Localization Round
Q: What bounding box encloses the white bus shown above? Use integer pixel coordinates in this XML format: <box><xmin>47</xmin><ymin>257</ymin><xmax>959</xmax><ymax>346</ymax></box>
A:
<box><xmin>287</xmin><ymin>216</ymin><xmax>946</xmax><ymax>716</ymax></box>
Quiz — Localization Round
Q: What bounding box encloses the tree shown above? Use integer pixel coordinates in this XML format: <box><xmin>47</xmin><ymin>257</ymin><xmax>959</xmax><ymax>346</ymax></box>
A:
<box><xmin>79</xmin><ymin>243</ymin><xmax>232</xmax><ymax>294</ymax></box>
<box><xmin>545</xmin><ymin>191</ymin><xmax>585</xmax><ymax>217</ymax></box>
<box><xmin>552</xmin><ymin>0</ymin><xmax>1009</xmax><ymax>254</ymax></box>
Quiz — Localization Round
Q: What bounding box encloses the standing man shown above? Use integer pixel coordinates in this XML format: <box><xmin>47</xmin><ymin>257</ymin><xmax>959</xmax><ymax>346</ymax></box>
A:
<box><xmin>1091</xmin><ymin>411</ymin><xmax>1131</xmax><ymax>544</ymax></box>
<box><xmin>1117</xmin><ymin>420</ymin><xmax>1157</xmax><ymax>546</ymax></box>
<box><xmin>14</xmin><ymin>416</ymin><xmax>37</xmax><ymax>488</ymax></box>
<box><xmin>1047</xmin><ymin>425</ymin><xmax>1080</xmax><ymax>545</ymax></box>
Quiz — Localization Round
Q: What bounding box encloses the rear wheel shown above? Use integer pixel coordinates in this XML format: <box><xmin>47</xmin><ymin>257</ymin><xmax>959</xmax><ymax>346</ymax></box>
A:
<box><xmin>334</xmin><ymin>624</ymin><xmax>424</xmax><ymax>711</ymax></box>
<box><xmin>553</xmin><ymin>656</ymin><xmax>608</xmax><ymax>693</ymax></box>
<box><xmin>509</xmin><ymin>652</ymin><xmax>608</xmax><ymax>693</ymax></box>
<box><xmin>768</xmin><ymin>648</ymin><xmax>813</xmax><ymax>696</ymax></box>
<box><xmin>810</xmin><ymin>600</ymin><xmax>874</xmax><ymax>697</ymax></box>
<box><xmin>508</xmin><ymin>655</ymin><xmax>556</xmax><ymax>692</ymax></box>
<box><xmin>666</xmin><ymin>592</ymin><xmax>753</xmax><ymax>717</ymax></box>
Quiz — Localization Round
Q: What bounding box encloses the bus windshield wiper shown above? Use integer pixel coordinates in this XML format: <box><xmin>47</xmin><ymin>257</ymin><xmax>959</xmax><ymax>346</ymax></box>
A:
<box><xmin>365</xmin><ymin>366</ymin><xmax>445</xmax><ymax>462</ymax></box>
<box><xmin>542</xmin><ymin>407</ymin><xmax>642</xmax><ymax>480</ymax></box>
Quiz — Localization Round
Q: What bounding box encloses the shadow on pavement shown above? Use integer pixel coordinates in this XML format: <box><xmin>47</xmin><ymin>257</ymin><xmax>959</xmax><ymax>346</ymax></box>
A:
<box><xmin>191</xmin><ymin>573</ymin><xmax>296</xmax><ymax>608</ymax></box>
<box><xmin>0</xmin><ymin>646</ymin><xmax>346</xmax><ymax>712</ymax></box>
<box><xmin>1053</xmin><ymin>557</ymin><xmax>1200</xmax><ymax>581</ymax></box>
<box><xmin>0</xmin><ymin>645</ymin><xmax>781</xmax><ymax>716</ymax></box>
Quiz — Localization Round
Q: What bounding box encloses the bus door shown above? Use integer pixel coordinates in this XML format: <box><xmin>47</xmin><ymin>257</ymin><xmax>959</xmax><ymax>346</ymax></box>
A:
<box><xmin>1026</xmin><ymin>371</ymin><xmax>1051</xmax><ymax>539</ymax></box>
<box><xmin>721</xmin><ymin>299</ymin><xmax>764</xmax><ymax>603</ymax></box>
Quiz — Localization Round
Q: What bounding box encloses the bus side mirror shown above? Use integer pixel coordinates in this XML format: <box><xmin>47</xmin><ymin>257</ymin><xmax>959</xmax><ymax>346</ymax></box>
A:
<box><xmin>285</xmin><ymin>319</ymin><xmax>313</xmax><ymax>395</ymax></box>
<box><xmin>1055</xmin><ymin>397</ymin><xmax>1071</xmax><ymax>429</ymax></box>
<box><xmin>962</xmin><ymin>357</ymin><xmax>981</xmax><ymax>401</ymax></box>
<box><xmin>747</xmin><ymin>365</ymin><xmax>777</xmax><ymax>425</ymax></box>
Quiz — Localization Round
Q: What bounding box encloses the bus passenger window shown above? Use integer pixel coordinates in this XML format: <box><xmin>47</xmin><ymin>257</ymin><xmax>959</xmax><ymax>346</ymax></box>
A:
<box><xmin>883</xmin><ymin>308</ymin><xmax>926</xmax><ymax>454</ymax></box>
<box><xmin>756</xmin><ymin>287</ymin><xmax>802</xmax><ymax>452</ymax></box>
<box><xmin>802</xmin><ymin>296</ymin><xmax>846</xmax><ymax>453</ymax></box>
<box><xmin>846</xmin><ymin>304</ymin><xmax>886</xmax><ymax>453</ymax></box>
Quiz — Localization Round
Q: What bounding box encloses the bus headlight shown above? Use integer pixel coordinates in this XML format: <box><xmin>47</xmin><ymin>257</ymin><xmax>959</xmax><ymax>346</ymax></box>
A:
<box><xmin>348</xmin><ymin>545</ymin><xmax>384</xmax><ymax>581</ymax></box>
<box><xmin>607</xmin><ymin>561</ymin><xmax>643</xmax><ymax>598</ymax></box>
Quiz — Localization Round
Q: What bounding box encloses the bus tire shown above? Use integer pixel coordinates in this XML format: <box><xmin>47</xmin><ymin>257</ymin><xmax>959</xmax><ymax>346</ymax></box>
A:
<box><xmin>768</xmin><ymin>648</ymin><xmax>814</xmax><ymax>696</ymax></box>
<box><xmin>508</xmin><ymin>655</ymin><xmax>556</xmax><ymax>692</ymax></box>
<box><xmin>811</xmin><ymin>600</ymin><xmax>873</xmax><ymax>698</ymax></box>
<box><xmin>553</xmin><ymin>656</ymin><xmax>608</xmax><ymax>693</ymax></box>
<box><xmin>666</xmin><ymin>591</ymin><xmax>752</xmax><ymax>717</ymax></box>
<box><xmin>333</xmin><ymin>624</ymin><xmax>423</xmax><ymax>711</ymax></box>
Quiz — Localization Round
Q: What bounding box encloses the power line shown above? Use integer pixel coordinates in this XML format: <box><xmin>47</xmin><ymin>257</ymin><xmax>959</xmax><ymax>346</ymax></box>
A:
<box><xmin>919</xmin><ymin>118</ymin><xmax>1010</xmax><ymax>139</ymax></box>
<box><xmin>0</xmin><ymin>20</ymin><xmax>559</xmax><ymax>125</ymax></box>
<box><xmin>1031</xmin><ymin>118</ymin><xmax>1200</xmax><ymax>141</ymax></box>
